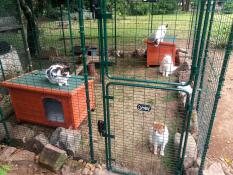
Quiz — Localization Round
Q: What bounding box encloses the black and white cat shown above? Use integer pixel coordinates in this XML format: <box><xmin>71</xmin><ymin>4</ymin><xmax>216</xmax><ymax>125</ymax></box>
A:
<box><xmin>45</xmin><ymin>64</ymin><xmax>71</xmax><ymax>86</ymax></box>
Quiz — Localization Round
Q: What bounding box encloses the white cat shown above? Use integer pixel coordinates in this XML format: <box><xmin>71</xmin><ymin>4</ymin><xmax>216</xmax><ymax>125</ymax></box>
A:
<box><xmin>154</xmin><ymin>24</ymin><xmax>168</xmax><ymax>47</ymax></box>
<box><xmin>159</xmin><ymin>55</ymin><xmax>177</xmax><ymax>77</ymax></box>
<box><xmin>149</xmin><ymin>122</ymin><xmax>169</xmax><ymax>156</ymax></box>
<box><xmin>177</xmin><ymin>82</ymin><xmax>193</xmax><ymax>107</ymax></box>
<box><xmin>45</xmin><ymin>64</ymin><xmax>71</xmax><ymax>86</ymax></box>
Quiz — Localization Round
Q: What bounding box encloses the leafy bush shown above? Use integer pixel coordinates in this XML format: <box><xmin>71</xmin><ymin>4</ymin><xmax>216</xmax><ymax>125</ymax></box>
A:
<box><xmin>45</xmin><ymin>7</ymin><xmax>62</xmax><ymax>20</ymax></box>
<box><xmin>0</xmin><ymin>0</ymin><xmax>18</xmax><ymax>17</ymax></box>
<box><xmin>223</xmin><ymin>1</ymin><xmax>233</xmax><ymax>14</ymax></box>
<box><xmin>116</xmin><ymin>0</ymin><xmax>178</xmax><ymax>16</ymax></box>
<box><xmin>212</xmin><ymin>24</ymin><xmax>231</xmax><ymax>48</ymax></box>
<box><xmin>152</xmin><ymin>0</ymin><xmax>178</xmax><ymax>15</ymax></box>
<box><xmin>0</xmin><ymin>164</ymin><xmax>11</xmax><ymax>175</ymax></box>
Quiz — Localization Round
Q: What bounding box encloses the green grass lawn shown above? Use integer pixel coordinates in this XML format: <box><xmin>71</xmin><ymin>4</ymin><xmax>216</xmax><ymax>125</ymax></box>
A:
<box><xmin>38</xmin><ymin>13</ymin><xmax>196</xmax><ymax>51</ymax></box>
<box><xmin>0</xmin><ymin>12</ymin><xmax>231</xmax><ymax>57</ymax></box>
<box><xmin>37</xmin><ymin>12</ymin><xmax>232</xmax><ymax>54</ymax></box>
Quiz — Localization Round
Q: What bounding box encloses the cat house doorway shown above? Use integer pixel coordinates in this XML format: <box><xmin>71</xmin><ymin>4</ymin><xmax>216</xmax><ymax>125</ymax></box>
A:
<box><xmin>43</xmin><ymin>98</ymin><xmax>64</xmax><ymax>123</ymax></box>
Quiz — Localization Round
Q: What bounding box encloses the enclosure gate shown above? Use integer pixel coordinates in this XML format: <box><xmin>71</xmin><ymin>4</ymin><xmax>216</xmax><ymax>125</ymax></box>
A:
<box><xmin>78</xmin><ymin>0</ymin><xmax>197</xmax><ymax>174</ymax></box>
<box><xmin>77</xmin><ymin>0</ymin><xmax>233</xmax><ymax>174</ymax></box>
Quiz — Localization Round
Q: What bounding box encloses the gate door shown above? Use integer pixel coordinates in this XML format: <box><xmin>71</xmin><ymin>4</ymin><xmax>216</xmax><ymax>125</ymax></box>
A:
<box><xmin>105</xmin><ymin>82</ymin><xmax>191</xmax><ymax>175</ymax></box>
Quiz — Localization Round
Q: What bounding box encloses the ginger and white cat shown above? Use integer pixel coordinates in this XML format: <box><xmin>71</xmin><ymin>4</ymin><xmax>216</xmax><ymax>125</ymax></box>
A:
<box><xmin>149</xmin><ymin>122</ymin><xmax>169</xmax><ymax>156</ymax></box>
<box><xmin>159</xmin><ymin>55</ymin><xmax>177</xmax><ymax>77</ymax></box>
<box><xmin>45</xmin><ymin>64</ymin><xmax>71</xmax><ymax>86</ymax></box>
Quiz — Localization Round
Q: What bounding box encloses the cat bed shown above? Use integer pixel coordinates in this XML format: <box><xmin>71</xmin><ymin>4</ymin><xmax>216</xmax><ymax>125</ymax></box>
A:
<box><xmin>1</xmin><ymin>70</ymin><xmax>95</xmax><ymax>129</ymax></box>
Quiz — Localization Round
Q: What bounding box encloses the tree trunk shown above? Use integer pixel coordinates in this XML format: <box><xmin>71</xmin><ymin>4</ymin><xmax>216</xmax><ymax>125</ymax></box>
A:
<box><xmin>185</xmin><ymin>0</ymin><xmax>190</xmax><ymax>11</ymax></box>
<box><xmin>19</xmin><ymin>0</ymin><xmax>40</xmax><ymax>56</ymax></box>
<box><xmin>182</xmin><ymin>0</ymin><xmax>186</xmax><ymax>11</ymax></box>
<box><xmin>182</xmin><ymin>0</ymin><xmax>190</xmax><ymax>11</ymax></box>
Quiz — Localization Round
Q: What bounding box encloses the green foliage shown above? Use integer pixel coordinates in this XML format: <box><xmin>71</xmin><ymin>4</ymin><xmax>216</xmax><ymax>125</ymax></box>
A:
<box><xmin>116</xmin><ymin>0</ymin><xmax>178</xmax><ymax>16</ymax></box>
<box><xmin>213</xmin><ymin>24</ymin><xmax>231</xmax><ymax>48</ymax></box>
<box><xmin>0</xmin><ymin>164</ymin><xmax>11</xmax><ymax>175</ymax></box>
<box><xmin>0</xmin><ymin>0</ymin><xmax>18</xmax><ymax>17</ymax></box>
<box><xmin>152</xmin><ymin>0</ymin><xmax>178</xmax><ymax>15</ymax></box>
<box><xmin>223</xmin><ymin>1</ymin><xmax>233</xmax><ymax>14</ymax></box>
<box><xmin>45</xmin><ymin>6</ymin><xmax>62</xmax><ymax>20</ymax></box>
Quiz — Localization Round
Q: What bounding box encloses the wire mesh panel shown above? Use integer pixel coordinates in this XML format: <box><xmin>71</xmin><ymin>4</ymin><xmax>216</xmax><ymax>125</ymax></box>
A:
<box><xmin>0</xmin><ymin>0</ymin><xmax>30</xmax><ymax>81</ymax></box>
<box><xmin>106</xmin><ymin>84</ymin><xmax>188</xmax><ymax>175</ymax></box>
<box><xmin>0</xmin><ymin>0</ymin><xmax>96</xmax><ymax>163</ymax></box>
<box><xmin>196</xmin><ymin>0</ymin><xmax>233</xmax><ymax>169</ymax></box>
<box><xmin>0</xmin><ymin>0</ymin><xmax>232</xmax><ymax>175</ymax></box>
<box><xmin>100</xmin><ymin>0</ymin><xmax>198</xmax><ymax>84</ymax></box>
<box><xmin>36</xmin><ymin>1</ymin><xmax>80</xmax><ymax>56</ymax></box>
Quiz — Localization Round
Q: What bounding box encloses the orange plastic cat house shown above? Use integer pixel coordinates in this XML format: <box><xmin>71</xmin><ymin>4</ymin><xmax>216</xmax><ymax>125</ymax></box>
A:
<box><xmin>1</xmin><ymin>70</ymin><xmax>95</xmax><ymax>129</ymax></box>
<box><xmin>145</xmin><ymin>40</ymin><xmax>176</xmax><ymax>66</ymax></box>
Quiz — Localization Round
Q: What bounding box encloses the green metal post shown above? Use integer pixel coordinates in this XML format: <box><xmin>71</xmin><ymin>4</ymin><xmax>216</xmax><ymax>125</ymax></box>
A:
<box><xmin>98</xmin><ymin>20</ymin><xmax>103</xmax><ymax>82</ymax></box>
<box><xmin>60</xmin><ymin>4</ymin><xmax>67</xmax><ymax>56</ymax></box>
<box><xmin>102</xmin><ymin>0</ymin><xmax>114</xmax><ymax>168</ymax></box>
<box><xmin>197</xmin><ymin>0</ymin><xmax>217</xmax><ymax>110</ymax></box>
<box><xmin>150</xmin><ymin>3</ymin><xmax>154</xmax><ymax>34</ymax></box>
<box><xmin>190</xmin><ymin>0</ymin><xmax>206</xmax><ymax>80</ymax></box>
<box><xmin>16</xmin><ymin>0</ymin><xmax>32</xmax><ymax>71</ymax></box>
<box><xmin>67</xmin><ymin>0</ymin><xmax>76</xmax><ymax>74</ymax></box>
<box><xmin>77</xmin><ymin>0</ymin><xmax>95</xmax><ymax>163</ymax></box>
<box><xmin>187</xmin><ymin>0</ymin><xmax>199</xmax><ymax>50</ymax></box>
<box><xmin>114</xmin><ymin>0</ymin><xmax>117</xmax><ymax>64</ymax></box>
<box><xmin>177</xmin><ymin>103</ymin><xmax>192</xmax><ymax>175</ymax></box>
<box><xmin>98</xmin><ymin>0</ymin><xmax>110</xmax><ymax>169</ymax></box>
<box><xmin>178</xmin><ymin>0</ymin><xmax>213</xmax><ymax>173</ymax></box>
<box><xmin>199</xmin><ymin>22</ymin><xmax>233</xmax><ymax>175</ymax></box>
<box><xmin>191</xmin><ymin>0</ymin><xmax>201</xmax><ymax>50</ymax></box>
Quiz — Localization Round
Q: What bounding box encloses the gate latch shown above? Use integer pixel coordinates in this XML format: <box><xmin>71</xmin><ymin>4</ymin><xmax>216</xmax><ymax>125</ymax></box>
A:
<box><xmin>98</xmin><ymin>120</ymin><xmax>106</xmax><ymax>137</ymax></box>
<box><xmin>97</xmin><ymin>120</ymin><xmax>115</xmax><ymax>138</ymax></box>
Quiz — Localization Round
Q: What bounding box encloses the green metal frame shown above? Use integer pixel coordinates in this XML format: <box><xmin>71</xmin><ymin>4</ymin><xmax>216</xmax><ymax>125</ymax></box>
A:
<box><xmin>198</xmin><ymin>22</ymin><xmax>233</xmax><ymax>175</ymax></box>
<box><xmin>77</xmin><ymin>0</ymin><xmax>95</xmax><ymax>163</ymax></box>
<box><xmin>104</xmin><ymin>82</ymin><xmax>192</xmax><ymax>175</ymax></box>
<box><xmin>95</xmin><ymin>0</ymin><xmax>211</xmax><ymax>174</ymax></box>
<box><xmin>101</xmin><ymin>0</ymin><xmax>199</xmax><ymax>87</ymax></box>
<box><xmin>0</xmin><ymin>0</ymin><xmax>231</xmax><ymax>175</ymax></box>
<box><xmin>197</xmin><ymin>0</ymin><xmax>217</xmax><ymax>110</ymax></box>
<box><xmin>59</xmin><ymin>4</ymin><xmax>67</xmax><ymax>56</ymax></box>
<box><xmin>67</xmin><ymin>0</ymin><xmax>77</xmax><ymax>74</ymax></box>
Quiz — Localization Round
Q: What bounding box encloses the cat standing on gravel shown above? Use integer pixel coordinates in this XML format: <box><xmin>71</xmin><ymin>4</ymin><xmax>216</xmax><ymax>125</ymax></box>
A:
<box><xmin>45</xmin><ymin>64</ymin><xmax>71</xmax><ymax>86</ymax></box>
<box><xmin>149</xmin><ymin>122</ymin><xmax>169</xmax><ymax>156</ymax></box>
<box><xmin>159</xmin><ymin>55</ymin><xmax>177</xmax><ymax>77</ymax></box>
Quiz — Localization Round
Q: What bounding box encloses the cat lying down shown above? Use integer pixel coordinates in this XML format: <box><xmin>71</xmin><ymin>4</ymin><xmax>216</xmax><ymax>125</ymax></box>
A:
<box><xmin>45</xmin><ymin>64</ymin><xmax>71</xmax><ymax>86</ymax></box>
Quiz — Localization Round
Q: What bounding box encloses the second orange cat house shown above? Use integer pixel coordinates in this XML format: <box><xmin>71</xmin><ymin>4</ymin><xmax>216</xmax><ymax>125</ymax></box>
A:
<box><xmin>144</xmin><ymin>40</ymin><xmax>176</xmax><ymax>66</ymax></box>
